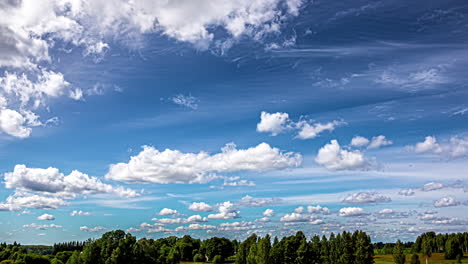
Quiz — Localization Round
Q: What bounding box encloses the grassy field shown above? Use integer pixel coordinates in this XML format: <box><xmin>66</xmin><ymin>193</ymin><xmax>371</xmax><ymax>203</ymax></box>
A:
<box><xmin>374</xmin><ymin>253</ymin><xmax>468</xmax><ymax>264</ymax></box>
<box><xmin>182</xmin><ymin>253</ymin><xmax>468</xmax><ymax>264</ymax></box>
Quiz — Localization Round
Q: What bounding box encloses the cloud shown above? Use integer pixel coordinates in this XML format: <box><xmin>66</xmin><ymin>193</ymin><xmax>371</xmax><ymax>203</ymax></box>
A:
<box><xmin>171</xmin><ymin>94</ymin><xmax>198</xmax><ymax>110</ymax></box>
<box><xmin>295</xmin><ymin>120</ymin><xmax>344</xmax><ymax>140</ymax></box>
<box><xmin>155</xmin><ymin>215</ymin><xmax>208</xmax><ymax>225</ymax></box>
<box><xmin>350</xmin><ymin>135</ymin><xmax>392</xmax><ymax>149</ymax></box>
<box><xmin>157</xmin><ymin>208</ymin><xmax>179</xmax><ymax>216</ymax></box>
<box><xmin>37</xmin><ymin>213</ymin><xmax>55</xmax><ymax>221</ymax></box>
<box><xmin>280</xmin><ymin>212</ymin><xmax>311</xmax><ymax>222</ymax></box>
<box><xmin>367</xmin><ymin>135</ymin><xmax>393</xmax><ymax>149</ymax></box>
<box><xmin>339</xmin><ymin>207</ymin><xmax>369</xmax><ymax>217</ymax></box>
<box><xmin>315</xmin><ymin>140</ymin><xmax>377</xmax><ymax>171</ymax></box>
<box><xmin>208</xmin><ymin>201</ymin><xmax>240</xmax><ymax>219</ymax></box>
<box><xmin>105</xmin><ymin>142</ymin><xmax>302</xmax><ymax>184</ymax></box>
<box><xmin>434</xmin><ymin>196</ymin><xmax>460</xmax><ymax>207</ymax></box>
<box><xmin>188</xmin><ymin>202</ymin><xmax>214</xmax><ymax>212</ymax></box>
<box><xmin>175</xmin><ymin>224</ymin><xmax>216</xmax><ymax>231</ymax></box>
<box><xmin>5</xmin><ymin>164</ymin><xmax>138</xmax><ymax>198</ymax></box>
<box><xmin>350</xmin><ymin>136</ymin><xmax>370</xmax><ymax>147</ymax></box>
<box><xmin>307</xmin><ymin>205</ymin><xmax>331</xmax><ymax>214</ymax></box>
<box><xmin>80</xmin><ymin>226</ymin><xmax>106</xmax><ymax>232</ymax></box>
<box><xmin>223</xmin><ymin>179</ymin><xmax>256</xmax><ymax>187</ymax></box>
<box><xmin>0</xmin><ymin>109</ymin><xmax>32</xmax><ymax>138</ymax></box>
<box><xmin>23</xmin><ymin>223</ymin><xmax>62</xmax><ymax>230</ymax></box>
<box><xmin>237</xmin><ymin>195</ymin><xmax>281</xmax><ymax>207</ymax></box>
<box><xmin>421</xmin><ymin>182</ymin><xmax>444</xmax><ymax>192</ymax></box>
<box><xmin>70</xmin><ymin>210</ymin><xmax>91</xmax><ymax>216</ymax></box>
<box><xmin>256</xmin><ymin>111</ymin><xmax>345</xmax><ymax>139</ymax></box>
<box><xmin>398</xmin><ymin>189</ymin><xmax>415</xmax><ymax>196</ymax></box>
<box><xmin>0</xmin><ymin>192</ymin><xmax>68</xmax><ymax>211</ymax></box>
<box><xmin>263</xmin><ymin>209</ymin><xmax>274</xmax><ymax>217</ymax></box>
<box><xmin>256</xmin><ymin>111</ymin><xmax>290</xmax><ymax>136</ymax></box>
<box><xmin>343</xmin><ymin>192</ymin><xmax>391</xmax><ymax>204</ymax></box>
<box><xmin>411</xmin><ymin>136</ymin><xmax>468</xmax><ymax>158</ymax></box>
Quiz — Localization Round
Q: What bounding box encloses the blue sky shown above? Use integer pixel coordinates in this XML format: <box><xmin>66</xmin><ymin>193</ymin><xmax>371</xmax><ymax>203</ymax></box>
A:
<box><xmin>1</xmin><ymin>0</ymin><xmax>468</xmax><ymax>244</ymax></box>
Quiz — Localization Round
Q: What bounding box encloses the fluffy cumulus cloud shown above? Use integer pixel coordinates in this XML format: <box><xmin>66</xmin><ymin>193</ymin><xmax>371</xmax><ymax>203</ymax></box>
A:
<box><xmin>343</xmin><ymin>192</ymin><xmax>391</xmax><ymax>204</ymax></box>
<box><xmin>434</xmin><ymin>196</ymin><xmax>460</xmax><ymax>207</ymax></box>
<box><xmin>37</xmin><ymin>213</ymin><xmax>55</xmax><ymax>221</ymax></box>
<box><xmin>188</xmin><ymin>202</ymin><xmax>214</xmax><ymax>212</ymax></box>
<box><xmin>295</xmin><ymin>120</ymin><xmax>344</xmax><ymax>140</ymax></box>
<box><xmin>263</xmin><ymin>209</ymin><xmax>275</xmax><ymax>217</ymax></box>
<box><xmin>338</xmin><ymin>207</ymin><xmax>369</xmax><ymax>217</ymax></box>
<box><xmin>23</xmin><ymin>223</ymin><xmax>62</xmax><ymax>230</ymax></box>
<box><xmin>307</xmin><ymin>205</ymin><xmax>330</xmax><ymax>214</ymax></box>
<box><xmin>0</xmin><ymin>0</ymin><xmax>303</xmax><ymax>138</ymax></box>
<box><xmin>5</xmin><ymin>164</ymin><xmax>138</xmax><ymax>198</ymax></box>
<box><xmin>157</xmin><ymin>208</ymin><xmax>179</xmax><ymax>216</ymax></box>
<box><xmin>256</xmin><ymin>111</ymin><xmax>344</xmax><ymax>139</ymax></box>
<box><xmin>257</xmin><ymin>111</ymin><xmax>290</xmax><ymax>136</ymax></box>
<box><xmin>280</xmin><ymin>212</ymin><xmax>310</xmax><ymax>222</ymax></box>
<box><xmin>0</xmin><ymin>192</ymin><xmax>68</xmax><ymax>211</ymax></box>
<box><xmin>105</xmin><ymin>142</ymin><xmax>302</xmax><ymax>184</ymax></box>
<box><xmin>411</xmin><ymin>136</ymin><xmax>468</xmax><ymax>158</ymax></box>
<box><xmin>350</xmin><ymin>135</ymin><xmax>392</xmax><ymax>149</ymax></box>
<box><xmin>0</xmin><ymin>164</ymin><xmax>138</xmax><ymax>211</ymax></box>
<box><xmin>154</xmin><ymin>215</ymin><xmax>208</xmax><ymax>225</ymax></box>
<box><xmin>315</xmin><ymin>140</ymin><xmax>377</xmax><ymax>171</ymax></box>
<box><xmin>208</xmin><ymin>201</ymin><xmax>240</xmax><ymax>219</ymax></box>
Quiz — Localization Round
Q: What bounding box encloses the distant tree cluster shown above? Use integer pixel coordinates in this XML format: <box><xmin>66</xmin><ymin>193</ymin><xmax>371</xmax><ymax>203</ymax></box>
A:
<box><xmin>1</xmin><ymin>230</ymin><xmax>467</xmax><ymax>264</ymax></box>
<box><xmin>236</xmin><ymin>230</ymin><xmax>374</xmax><ymax>264</ymax></box>
<box><xmin>412</xmin><ymin>232</ymin><xmax>467</xmax><ymax>262</ymax></box>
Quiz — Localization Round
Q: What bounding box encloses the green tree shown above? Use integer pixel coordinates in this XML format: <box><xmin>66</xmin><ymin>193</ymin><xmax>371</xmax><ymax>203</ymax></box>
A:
<box><xmin>65</xmin><ymin>251</ymin><xmax>81</xmax><ymax>264</ymax></box>
<box><xmin>421</xmin><ymin>237</ymin><xmax>432</xmax><ymax>264</ymax></box>
<box><xmin>409</xmin><ymin>254</ymin><xmax>420</xmax><ymax>264</ymax></box>
<box><xmin>212</xmin><ymin>255</ymin><xmax>223</xmax><ymax>264</ymax></box>
<box><xmin>393</xmin><ymin>240</ymin><xmax>405</xmax><ymax>264</ymax></box>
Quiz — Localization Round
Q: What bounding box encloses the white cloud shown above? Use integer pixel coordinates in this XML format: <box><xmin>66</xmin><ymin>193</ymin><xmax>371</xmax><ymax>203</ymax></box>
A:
<box><xmin>157</xmin><ymin>208</ymin><xmax>179</xmax><ymax>216</ymax></box>
<box><xmin>398</xmin><ymin>189</ymin><xmax>415</xmax><ymax>196</ymax></box>
<box><xmin>378</xmin><ymin>209</ymin><xmax>395</xmax><ymax>215</ymax></box>
<box><xmin>171</xmin><ymin>94</ymin><xmax>198</xmax><ymax>110</ymax></box>
<box><xmin>315</xmin><ymin>140</ymin><xmax>377</xmax><ymax>171</ymax></box>
<box><xmin>376</xmin><ymin>67</ymin><xmax>448</xmax><ymax>90</ymax></box>
<box><xmin>343</xmin><ymin>192</ymin><xmax>391</xmax><ymax>204</ymax></box>
<box><xmin>310</xmin><ymin>219</ymin><xmax>324</xmax><ymax>225</ymax></box>
<box><xmin>367</xmin><ymin>135</ymin><xmax>393</xmax><ymax>149</ymax></box>
<box><xmin>0</xmin><ymin>192</ymin><xmax>68</xmax><ymax>211</ymax></box>
<box><xmin>263</xmin><ymin>209</ymin><xmax>274</xmax><ymax>217</ymax></box>
<box><xmin>434</xmin><ymin>196</ymin><xmax>460</xmax><ymax>207</ymax></box>
<box><xmin>350</xmin><ymin>136</ymin><xmax>370</xmax><ymax>147</ymax></box>
<box><xmin>70</xmin><ymin>210</ymin><xmax>91</xmax><ymax>216</ymax></box>
<box><xmin>411</xmin><ymin>136</ymin><xmax>468</xmax><ymax>159</ymax></box>
<box><xmin>237</xmin><ymin>195</ymin><xmax>280</xmax><ymax>207</ymax></box>
<box><xmin>208</xmin><ymin>201</ymin><xmax>240</xmax><ymax>219</ymax></box>
<box><xmin>296</xmin><ymin>120</ymin><xmax>344</xmax><ymax>140</ymax></box>
<box><xmin>223</xmin><ymin>179</ymin><xmax>256</xmax><ymax>187</ymax></box>
<box><xmin>338</xmin><ymin>207</ymin><xmax>369</xmax><ymax>217</ymax></box>
<box><xmin>105</xmin><ymin>142</ymin><xmax>302</xmax><ymax>184</ymax></box>
<box><xmin>175</xmin><ymin>224</ymin><xmax>216</xmax><ymax>231</ymax></box>
<box><xmin>421</xmin><ymin>182</ymin><xmax>444</xmax><ymax>192</ymax></box>
<box><xmin>307</xmin><ymin>205</ymin><xmax>330</xmax><ymax>214</ymax></box>
<box><xmin>37</xmin><ymin>213</ymin><xmax>55</xmax><ymax>221</ymax></box>
<box><xmin>5</xmin><ymin>164</ymin><xmax>138</xmax><ymax>198</ymax></box>
<box><xmin>413</xmin><ymin>136</ymin><xmax>442</xmax><ymax>154</ymax></box>
<box><xmin>294</xmin><ymin>206</ymin><xmax>304</xmax><ymax>213</ymax></box>
<box><xmin>188</xmin><ymin>202</ymin><xmax>214</xmax><ymax>212</ymax></box>
<box><xmin>280</xmin><ymin>212</ymin><xmax>311</xmax><ymax>222</ymax></box>
<box><xmin>80</xmin><ymin>226</ymin><xmax>106</xmax><ymax>232</ymax></box>
<box><xmin>155</xmin><ymin>215</ymin><xmax>208</xmax><ymax>225</ymax></box>
<box><xmin>23</xmin><ymin>223</ymin><xmax>62</xmax><ymax>230</ymax></box>
<box><xmin>256</xmin><ymin>111</ymin><xmax>290</xmax><ymax>136</ymax></box>
<box><xmin>0</xmin><ymin>109</ymin><xmax>31</xmax><ymax>138</ymax></box>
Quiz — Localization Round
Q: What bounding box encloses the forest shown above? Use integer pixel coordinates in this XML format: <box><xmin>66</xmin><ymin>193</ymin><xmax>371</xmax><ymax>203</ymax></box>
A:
<box><xmin>0</xmin><ymin>230</ymin><xmax>467</xmax><ymax>264</ymax></box>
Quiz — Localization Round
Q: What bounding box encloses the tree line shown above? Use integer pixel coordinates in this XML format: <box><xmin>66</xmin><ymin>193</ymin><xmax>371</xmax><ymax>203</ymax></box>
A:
<box><xmin>390</xmin><ymin>232</ymin><xmax>468</xmax><ymax>264</ymax></box>
<box><xmin>0</xmin><ymin>230</ymin><xmax>467</xmax><ymax>264</ymax></box>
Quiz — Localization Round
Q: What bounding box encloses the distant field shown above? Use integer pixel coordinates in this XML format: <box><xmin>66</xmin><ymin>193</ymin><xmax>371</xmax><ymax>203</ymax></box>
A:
<box><xmin>374</xmin><ymin>253</ymin><xmax>468</xmax><ymax>264</ymax></box>
<box><xmin>182</xmin><ymin>254</ymin><xmax>468</xmax><ymax>264</ymax></box>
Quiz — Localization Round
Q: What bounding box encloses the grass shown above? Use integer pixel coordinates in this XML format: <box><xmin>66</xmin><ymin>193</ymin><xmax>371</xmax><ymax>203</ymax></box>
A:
<box><xmin>182</xmin><ymin>253</ymin><xmax>468</xmax><ymax>264</ymax></box>
<box><xmin>374</xmin><ymin>253</ymin><xmax>468</xmax><ymax>264</ymax></box>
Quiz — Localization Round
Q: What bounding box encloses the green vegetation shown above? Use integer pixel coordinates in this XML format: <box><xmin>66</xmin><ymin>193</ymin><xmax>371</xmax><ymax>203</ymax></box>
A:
<box><xmin>0</xmin><ymin>231</ymin><xmax>467</xmax><ymax>264</ymax></box>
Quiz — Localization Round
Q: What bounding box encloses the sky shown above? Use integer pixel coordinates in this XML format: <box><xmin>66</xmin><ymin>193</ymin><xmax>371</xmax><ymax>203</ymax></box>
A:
<box><xmin>0</xmin><ymin>0</ymin><xmax>468</xmax><ymax>245</ymax></box>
